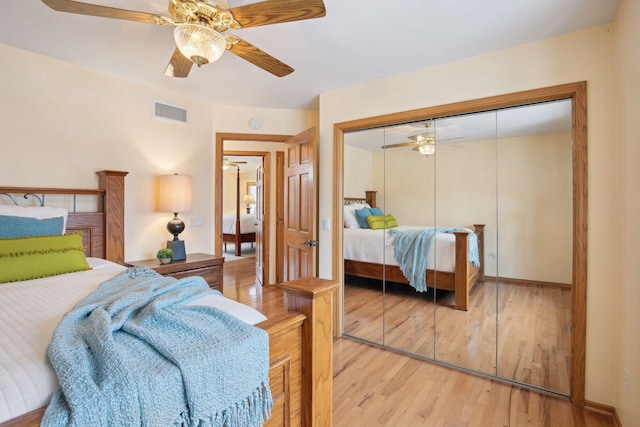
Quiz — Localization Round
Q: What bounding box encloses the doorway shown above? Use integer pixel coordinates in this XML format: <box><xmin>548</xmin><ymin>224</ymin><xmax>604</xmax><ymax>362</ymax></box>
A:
<box><xmin>221</xmin><ymin>154</ymin><xmax>263</xmax><ymax>259</ymax></box>
<box><xmin>214</xmin><ymin>133</ymin><xmax>291</xmax><ymax>286</ymax></box>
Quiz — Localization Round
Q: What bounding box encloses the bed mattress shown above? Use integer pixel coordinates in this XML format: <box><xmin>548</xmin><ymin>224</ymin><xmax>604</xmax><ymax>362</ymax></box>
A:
<box><xmin>223</xmin><ymin>214</ymin><xmax>258</xmax><ymax>234</ymax></box>
<box><xmin>0</xmin><ymin>258</ymin><xmax>266</xmax><ymax>423</ymax></box>
<box><xmin>343</xmin><ymin>225</ymin><xmax>474</xmax><ymax>273</ymax></box>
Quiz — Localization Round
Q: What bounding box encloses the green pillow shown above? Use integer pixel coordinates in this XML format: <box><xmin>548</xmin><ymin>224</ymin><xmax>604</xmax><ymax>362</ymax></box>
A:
<box><xmin>366</xmin><ymin>214</ymin><xmax>398</xmax><ymax>230</ymax></box>
<box><xmin>0</xmin><ymin>233</ymin><xmax>91</xmax><ymax>284</ymax></box>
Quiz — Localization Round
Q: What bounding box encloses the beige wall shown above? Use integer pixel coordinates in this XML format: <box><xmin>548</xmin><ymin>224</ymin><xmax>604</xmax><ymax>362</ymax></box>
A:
<box><xmin>0</xmin><ymin>43</ymin><xmax>318</xmax><ymax>265</ymax></box>
<box><xmin>613</xmin><ymin>0</ymin><xmax>640</xmax><ymax>424</ymax></box>
<box><xmin>319</xmin><ymin>25</ymin><xmax>620</xmax><ymax>406</ymax></box>
<box><xmin>343</xmin><ymin>144</ymin><xmax>374</xmax><ymax>198</ymax></box>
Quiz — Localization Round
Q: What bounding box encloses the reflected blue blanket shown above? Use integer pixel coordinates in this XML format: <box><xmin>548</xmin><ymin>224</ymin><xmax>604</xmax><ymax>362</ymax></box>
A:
<box><xmin>388</xmin><ymin>228</ymin><xmax>480</xmax><ymax>292</ymax></box>
<box><xmin>43</xmin><ymin>267</ymin><xmax>272</xmax><ymax>427</ymax></box>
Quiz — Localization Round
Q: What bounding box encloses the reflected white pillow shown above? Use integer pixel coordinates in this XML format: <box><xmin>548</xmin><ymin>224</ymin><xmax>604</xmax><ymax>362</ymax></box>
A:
<box><xmin>343</xmin><ymin>203</ymin><xmax>370</xmax><ymax>228</ymax></box>
<box><xmin>0</xmin><ymin>206</ymin><xmax>68</xmax><ymax>233</ymax></box>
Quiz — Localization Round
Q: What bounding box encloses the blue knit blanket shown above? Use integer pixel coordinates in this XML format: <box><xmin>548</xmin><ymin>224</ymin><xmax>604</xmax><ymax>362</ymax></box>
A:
<box><xmin>388</xmin><ymin>228</ymin><xmax>480</xmax><ymax>292</ymax></box>
<box><xmin>43</xmin><ymin>267</ymin><xmax>272</xmax><ymax>427</ymax></box>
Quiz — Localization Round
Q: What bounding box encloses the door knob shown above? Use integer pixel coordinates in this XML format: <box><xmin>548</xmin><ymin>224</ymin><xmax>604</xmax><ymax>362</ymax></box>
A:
<box><xmin>302</xmin><ymin>240</ymin><xmax>319</xmax><ymax>247</ymax></box>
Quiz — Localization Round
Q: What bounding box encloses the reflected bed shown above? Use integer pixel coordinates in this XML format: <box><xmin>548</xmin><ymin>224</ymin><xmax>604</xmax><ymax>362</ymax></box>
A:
<box><xmin>344</xmin><ymin>192</ymin><xmax>484</xmax><ymax>310</ymax></box>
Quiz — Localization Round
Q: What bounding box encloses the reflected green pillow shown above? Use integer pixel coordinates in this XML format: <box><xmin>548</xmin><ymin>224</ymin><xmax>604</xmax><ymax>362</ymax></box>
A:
<box><xmin>366</xmin><ymin>214</ymin><xmax>398</xmax><ymax>230</ymax></box>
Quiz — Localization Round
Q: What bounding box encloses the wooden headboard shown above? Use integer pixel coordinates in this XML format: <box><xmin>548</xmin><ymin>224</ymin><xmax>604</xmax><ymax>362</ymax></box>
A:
<box><xmin>344</xmin><ymin>190</ymin><xmax>377</xmax><ymax>208</ymax></box>
<box><xmin>0</xmin><ymin>170</ymin><xmax>128</xmax><ymax>264</ymax></box>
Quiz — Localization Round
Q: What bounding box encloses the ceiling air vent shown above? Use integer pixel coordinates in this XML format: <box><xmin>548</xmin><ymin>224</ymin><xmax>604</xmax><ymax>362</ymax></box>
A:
<box><xmin>153</xmin><ymin>101</ymin><xmax>188</xmax><ymax>124</ymax></box>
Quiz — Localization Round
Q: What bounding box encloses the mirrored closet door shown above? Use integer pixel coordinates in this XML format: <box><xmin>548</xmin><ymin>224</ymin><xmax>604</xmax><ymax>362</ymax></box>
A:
<box><xmin>433</xmin><ymin>111</ymin><xmax>498</xmax><ymax>377</ymax></box>
<box><xmin>341</xmin><ymin>91</ymin><xmax>578</xmax><ymax>398</ymax></box>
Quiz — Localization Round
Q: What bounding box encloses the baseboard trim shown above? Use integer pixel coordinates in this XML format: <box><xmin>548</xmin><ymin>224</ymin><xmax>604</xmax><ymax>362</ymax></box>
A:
<box><xmin>584</xmin><ymin>400</ymin><xmax>621</xmax><ymax>426</ymax></box>
<box><xmin>483</xmin><ymin>275</ymin><xmax>571</xmax><ymax>289</ymax></box>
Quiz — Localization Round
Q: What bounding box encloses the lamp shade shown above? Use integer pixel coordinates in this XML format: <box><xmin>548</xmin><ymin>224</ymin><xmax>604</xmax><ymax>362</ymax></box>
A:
<box><xmin>243</xmin><ymin>194</ymin><xmax>256</xmax><ymax>204</ymax></box>
<box><xmin>158</xmin><ymin>174</ymin><xmax>192</xmax><ymax>213</ymax></box>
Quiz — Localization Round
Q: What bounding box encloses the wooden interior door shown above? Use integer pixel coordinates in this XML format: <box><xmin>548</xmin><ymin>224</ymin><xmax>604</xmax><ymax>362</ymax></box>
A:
<box><xmin>255</xmin><ymin>160</ymin><xmax>265</xmax><ymax>286</ymax></box>
<box><xmin>284</xmin><ymin>127</ymin><xmax>318</xmax><ymax>281</ymax></box>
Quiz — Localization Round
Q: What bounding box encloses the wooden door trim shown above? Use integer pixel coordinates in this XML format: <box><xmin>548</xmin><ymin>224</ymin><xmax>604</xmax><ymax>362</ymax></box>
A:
<box><xmin>332</xmin><ymin>82</ymin><xmax>587</xmax><ymax>405</ymax></box>
<box><xmin>276</xmin><ymin>151</ymin><xmax>285</xmax><ymax>285</ymax></box>
<box><xmin>215</xmin><ymin>133</ymin><xmax>291</xmax><ymax>286</ymax></box>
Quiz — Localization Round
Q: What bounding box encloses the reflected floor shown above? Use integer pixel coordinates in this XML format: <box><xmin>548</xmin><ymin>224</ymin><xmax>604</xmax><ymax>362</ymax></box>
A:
<box><xmin>343</xmin><ymin>276</ymin><xmax>571</xmax><ymax>395</ymax></box>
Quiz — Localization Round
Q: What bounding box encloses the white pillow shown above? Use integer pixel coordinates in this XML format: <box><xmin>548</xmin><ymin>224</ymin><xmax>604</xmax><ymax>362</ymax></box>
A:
<box><xmin>0</xmin><ymin>205</ymin><xmax>69</xmax><ymax>233</ymax></box>
<box><xmin>343</xmin><ymin>203</ymin><xmax>370</xmax><ymax>228</ymax></box>
<box><xmin>188</xmin><ymin>293</ymin><xmax>267</xmax><ymax>325</ymax></box>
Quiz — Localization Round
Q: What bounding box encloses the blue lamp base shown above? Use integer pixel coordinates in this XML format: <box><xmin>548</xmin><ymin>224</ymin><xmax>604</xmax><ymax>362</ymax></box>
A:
<box><xmin>167</xmin><ymin>240</ymin><xmax>186</xmax><ymax>261</ymax></box>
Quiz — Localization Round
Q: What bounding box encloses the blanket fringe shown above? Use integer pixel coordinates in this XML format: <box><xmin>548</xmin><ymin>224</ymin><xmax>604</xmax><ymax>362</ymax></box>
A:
<box><xmin>184</xmin><ymin>382</ymin><xmax>273</xmax><ymax>427</ymax></box>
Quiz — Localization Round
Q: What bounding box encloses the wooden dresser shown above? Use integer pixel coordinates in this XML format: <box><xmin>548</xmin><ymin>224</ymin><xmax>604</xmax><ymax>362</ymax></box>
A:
<box><xmin>126</xmin><ymin>253</ymin><xmax>224</xmax><ymax>292</ymax></box>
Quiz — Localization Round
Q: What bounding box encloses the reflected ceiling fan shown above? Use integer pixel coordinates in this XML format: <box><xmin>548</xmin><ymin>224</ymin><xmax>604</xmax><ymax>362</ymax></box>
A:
<box><xmin>40</xmin><ymin>0</ymin><xmax>326</xmax><ymax>77</ymax></box>
<box><xmin>222</xmin><ymin>157</ymin><xmax>247</xmax><ymax>170</ymax></box>
<box><xmin>382</xmin><ymin>122</ymin><xmax>465</xmax><ymax>156</ymax></box>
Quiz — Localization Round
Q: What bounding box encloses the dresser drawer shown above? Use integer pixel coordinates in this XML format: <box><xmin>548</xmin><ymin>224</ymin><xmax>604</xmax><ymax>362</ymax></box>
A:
<box><xmin>166</xmin><ymin>265</ymin><xmax>222</xmax><ymax>291</ymax></box>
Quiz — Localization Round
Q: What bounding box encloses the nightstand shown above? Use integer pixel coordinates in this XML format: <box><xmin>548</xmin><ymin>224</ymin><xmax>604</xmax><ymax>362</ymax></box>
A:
<box><xmin>126</xmin><ymin>253</ymin><xmax>224</xmax><ymax>292</ymax></box>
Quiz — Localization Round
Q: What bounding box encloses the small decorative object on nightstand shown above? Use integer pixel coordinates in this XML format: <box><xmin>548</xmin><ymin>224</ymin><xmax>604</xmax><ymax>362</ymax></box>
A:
<box><xmin>126</xmin><ymin>253</ymin><xmax>224</xmax><ymax>292</ymax></box>
<box><xmin>156</xmin><ymin>248</ymin><xmax>173</xmax><ymax>265</ymax></box>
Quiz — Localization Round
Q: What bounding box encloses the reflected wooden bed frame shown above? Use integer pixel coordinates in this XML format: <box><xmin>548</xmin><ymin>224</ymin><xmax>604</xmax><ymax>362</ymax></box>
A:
<box><xmin>223</xmin><ymin>166</ymin><xmax>256</xmax><ymax>256</ymax></box>
<box><xmin>344</xmin><ymin>191</ymin><xmax>484</xmax><ymax>311</ymax></box>
<box><xmin>0</xmin><ymin>170</ymin><xmax>337</xmax><ymax>427</ymax></box>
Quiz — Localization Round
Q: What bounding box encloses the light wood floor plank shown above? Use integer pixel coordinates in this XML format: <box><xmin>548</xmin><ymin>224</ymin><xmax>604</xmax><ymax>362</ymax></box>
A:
<box><xmin>344</xmin><ymin>276</ymin><xmax>573</xmax><ymax>394</ymax></box>
<box><xmin>223</xmin><ymin>259</ymin><xmax>615</xmax><ymax>426</ymax></box>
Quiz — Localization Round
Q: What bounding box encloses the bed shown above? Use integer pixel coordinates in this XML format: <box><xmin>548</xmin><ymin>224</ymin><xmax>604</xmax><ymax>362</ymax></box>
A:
<box><xmin>223</xmin><ymin>213</ymin><xmax>258</xmax><ymax>255</ymax></box>
<box><xmin>343</xmin><ymin>191</ymin><xmax>484</xmax><ymax>311</ymax></box>
<box><xmin>223</xmin><ymin>166</ymin><xmax>257</xmax><ymax>256</ymax></box>
<box><xmin>0</xmin><ymin>171</ymin><xmax>337</xmax><ymax>427</ymax></box>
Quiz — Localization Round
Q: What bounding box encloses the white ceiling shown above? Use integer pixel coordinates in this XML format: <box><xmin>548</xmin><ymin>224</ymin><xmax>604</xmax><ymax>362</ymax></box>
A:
<box><xmin>0</xmin><ymin>0</ymin><xmax>621</xmax><ymax>110</ymax></box>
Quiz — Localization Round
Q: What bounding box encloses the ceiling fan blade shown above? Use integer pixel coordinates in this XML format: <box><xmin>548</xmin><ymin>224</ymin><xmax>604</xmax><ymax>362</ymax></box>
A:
<box><xmin>165</xmin><ymin>48</ymin><xmax>193</xmax><ymax>78</ymax></box>
<box><xmin>41</xmin><ymin>0</ymin><xmax>163</xmax><ymax>24</ymax></box>
<box><xmin>227</xmin><ymin>37</ymin><xmax>294</xmax><ymax>77</ymax></box>
<box><xmin>381</xmin><ymin>142</ymin><xmax>415</xmax><ymax>149</ymax></box>
<box><xmin>230</xmin><ymin>0</ymin><xmax>326</xmax><ymax>28</ymax></box>
<box><xmin>437</xmin><ymin>136</ymin><xmax>466</xmax><ymax>142</ymax></box>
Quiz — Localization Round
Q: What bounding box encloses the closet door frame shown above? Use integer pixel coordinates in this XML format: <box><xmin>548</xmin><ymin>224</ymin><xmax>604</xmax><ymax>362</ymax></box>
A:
<box><xmin>332</xmin><ymin>81</ymin><xmax>587</xmax><ymax>405</ymax></box>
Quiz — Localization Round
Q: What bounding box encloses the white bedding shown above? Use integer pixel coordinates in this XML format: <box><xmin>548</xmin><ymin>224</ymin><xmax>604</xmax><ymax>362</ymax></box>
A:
<box><xmin>0</xmin><ymin>258</ymin><xmax>266</xmax><ymax>423</ymax></box>
<box><xmin>223</xmin><ymin>214</ymin><xmax>258</xmax><ymax>234</ymax></box>
<box><xmin>343</xmin><ymin>225</ymin><xmax>475</xmax><ymax>274</ymax></box>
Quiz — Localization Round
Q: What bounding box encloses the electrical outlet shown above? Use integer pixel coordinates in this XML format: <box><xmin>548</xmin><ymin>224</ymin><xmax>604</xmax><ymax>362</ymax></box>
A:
<box><xmin>624</xmin><ymin>368</ymin><xmax>630</xmax><ymax>396</ymax></box>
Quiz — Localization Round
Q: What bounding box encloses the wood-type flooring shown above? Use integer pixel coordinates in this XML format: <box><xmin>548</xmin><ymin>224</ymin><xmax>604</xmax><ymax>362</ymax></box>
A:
<box><xmin>223</xmin><ymin>258</ymin><xmax>616</xmax><ymax>426</ymax></box>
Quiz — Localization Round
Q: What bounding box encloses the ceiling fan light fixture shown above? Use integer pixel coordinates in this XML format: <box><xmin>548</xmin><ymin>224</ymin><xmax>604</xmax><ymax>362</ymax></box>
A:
<box><xmin>418</xmin><ymin>143</ymin><xmax>436</xmax><ymax>156</ymax></box>
<box><xmin>174</xmin><ymin>23</ymin><xmax>226</xmax><ymax>66</ymax></box>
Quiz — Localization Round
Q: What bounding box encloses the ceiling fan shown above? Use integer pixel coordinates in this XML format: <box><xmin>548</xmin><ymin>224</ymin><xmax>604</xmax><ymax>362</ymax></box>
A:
<box><xmin>382</xmin><ymin>122</ymin><xmax>465</xmax><ymax>156</ymax></box>
<box><xmin>222</xmin><ymin>157</ymin><xmax>247</xmax><ymax>170</ymax></box>
<box><xmin>40</xmin><ymin>0</ymin><xmax>326</xmax><ymax>78</ymax></box>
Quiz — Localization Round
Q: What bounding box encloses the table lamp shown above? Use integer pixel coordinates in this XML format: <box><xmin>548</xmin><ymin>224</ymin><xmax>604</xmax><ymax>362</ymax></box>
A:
<box><xmin>243</xmin><ymin>193</ymin><xmax>256</xmax><ymax>214</ymax></box>
<box><xmin>158</xmin><ymin>174</ymin><xmax>192</xmax><ymax>261</ymax></box>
